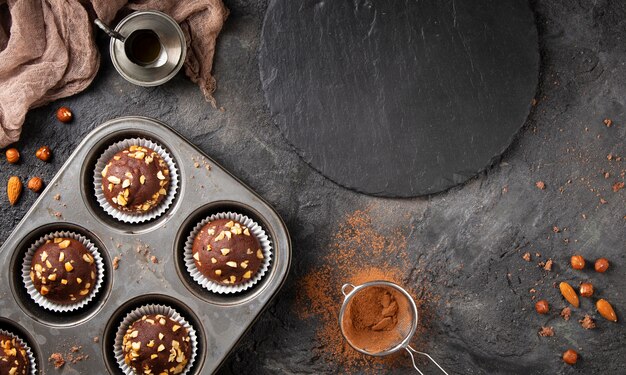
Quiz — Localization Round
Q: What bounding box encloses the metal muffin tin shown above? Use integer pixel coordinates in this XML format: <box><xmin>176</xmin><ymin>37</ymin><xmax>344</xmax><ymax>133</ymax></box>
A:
<box><xmin>0</xmin><ymin>116</ymin><xmax>291</xmax><ymax>374</ymax></box>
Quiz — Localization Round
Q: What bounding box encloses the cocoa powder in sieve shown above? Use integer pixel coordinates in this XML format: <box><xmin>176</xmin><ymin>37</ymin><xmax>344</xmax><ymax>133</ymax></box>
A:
<box><xmin>342</xmin><ymin>286</ymin><xmax>413</xmax><ymax>354</ymax></box>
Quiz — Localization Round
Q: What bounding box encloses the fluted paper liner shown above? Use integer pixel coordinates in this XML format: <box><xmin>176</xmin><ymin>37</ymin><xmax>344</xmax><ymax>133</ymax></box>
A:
<box><xmin>114</xmin><ymin>304</ymin><xmax>197</xmax><ymax>375</ymax></box>
<box><xmin>184</xmin><ymin>212</ymin><xmax>272</xmax><ymax>294</ymax></box>
<box><xmin>0</xmin><ymin>329</ymin><xmax>37</xmax><ymax>375</ymax></box>
<box><xmin>21</xmin><ymin>231</ymin><xmax>105</xmax><ymax>312</ymax></box>
<box><xmin>93</xmin><ymin>138</ymin><xmax>179</xmax><ymax>223</ymax></box>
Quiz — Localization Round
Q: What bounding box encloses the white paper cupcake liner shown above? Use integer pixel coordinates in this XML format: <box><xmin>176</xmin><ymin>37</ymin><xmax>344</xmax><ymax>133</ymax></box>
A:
<box><xmin>21</xmin><ymin>231</ymin><xmax>105</xmax><ymax>312</ymax></box>
<box><xmin>93</xmin><ymin>138</ymin><xmax>179</xmax><ymax>223</ymax></box>
<box><xmin>114</xmin><ymin>304</ymin><xmax>198</xmax><ymax>375</ymax></box>
<box><xmin>0</xmin><ymin>329</ymin><xmax>37</xmax><ymax>375</ymax></box>
<box><xmin>184</xmin><ymin>212</ymin><xmax>272</xmax><ymax>294</ymax></box>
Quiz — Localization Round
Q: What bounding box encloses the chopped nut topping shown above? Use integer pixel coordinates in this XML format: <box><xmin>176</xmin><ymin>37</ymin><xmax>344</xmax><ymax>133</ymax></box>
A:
<box><xmin>246</xmin><ymin>249</ymin><xmax>253</xmax><ymax>255</ymax></box>
<box><xmin>220</xmin><ymin>248</ymin><xmax>230</xmax><ymax>256</ymax></box>
<box><xmin>45</xmin><ymin>260</ymin><xmax>52</xmax><ymax>268</ymax></box>
<box><xmin>76</xmin><ymin>278</ymin><xmax>82</xmax><ymax>284</ymax></box>
<box><xmin>79</xmin><ymin>289</ymin><xmax>89</xmax><ymax>295</ymax></box>
<box><xmin>159</xmin><ymin>318</ymin><xmax>166</xmax><ymax>325</ymax></box>
<box><xmin>64</xmin><ymin>262</ymin><xmax>74</xmax><ymax>272</ymax></box>
<box><xmin>48</xmin><ymin>273</ymin><xmax>57</xmax><ymax>281</ymax></box>
<box><xmin>130</xmin><ymin>330</ymin><xmax>139</xmax><ymax>338</ymax></box>
<box><xmin>41</xmin><ymin>251</ymin><xmax>48</xmax><ymax>262</ymax></box>
<box><xmin>215</xmin><ymin>269</ymin><xmax>222</xmax><ymax>275</ymax></box>
<box><xmin>240</xmin><ymin>261</ymin><xmax>249</xmax><ymax>269</ymax></box>
<box><xmin>243</xmin><ymin>271</ymin><xmax>252</xmax><ymax>279</ymax></box>
<box><xmin>193</xmin><ymin>252</ymin><xmax>200</xmax><ymax>261</ymax></box>
<box><xmin>146</xmin><ymin>340</ymin><xmax>155</xmax><ymax>348</ymax></box>
<box><xmin>243</xmin><ymin>228</ymin><xmax>250</xmax><ymax>236</ymax></box>
<box><xmin>122</xmin><ymin>179</ymin><xmax>131</xmax><ymax>188</ymax></box>
<box><xmin>256</xmin><ymin>249</ymin><xmax>264</xmax><ymax>259</ymax></box>
<box><xmin>40</xmin><ymin>286</ymin><xmax>49</xmax><ymax>295</ymax></box>
<box><xmin>172</xmin><ymin>325</ymin><xmax>181</xmax><ymax>332</ymax></box>
<box><xmin>107</xmin><ymin>176</ymin><xmax>121</xmax><ymax>184</ymax></box>
<box><xmin>157</xmin><ymin>171</ymin><xmax>166</xmax><ymax>180</ymax></box>
<box><xmin>158</xmin><ymin>333</ymin><xmax>164</xmax><ymax>340</ymax></box>
<box><xmin>151</xmin><ymin>354</ymin><xmax>158</xmax><ymax>360</ymax></box>
<box><xmin>157</xmin><ymin>344</ymin><xmax>165</xmax><ymax>352</ymax></box>
<box><xmin>58</xmin><ymin>239</ymin><xmax>71</xmax><ymax>249</ymax></box>
<box><xmin>229</xmin><ymin>275</ymin><xmax>236</xmax><ymax>283</ymax></box>
<box><xmin>61</xmin><ymin>279</ymin><xmax>68</xmax><ymax>285</ymax></box>
<box><xmin>59</xmin><ymin>251</ymin><xmax>65</xmax><ymax>262</ymax></box>
<box><xmin>139</xmin><ymin>175</ymin><xmax>146</xmax><ymax>184</ymax></box>
<box><xmin>226</xmin><ymin>261</ymin><xmax>237</xmax><ymax>268</ymax></box>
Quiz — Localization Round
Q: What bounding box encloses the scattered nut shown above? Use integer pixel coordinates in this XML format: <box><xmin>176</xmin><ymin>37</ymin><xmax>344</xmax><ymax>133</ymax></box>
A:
<box><xmin>570</xmin><ymin>255</ymin><xmax>585</xmax><ymax>270</ymax></box>
<box><xmin>35</xmin><ymin>146</ymin><xmax>51</xmax><ymax>162</ymax></box>
<box><xmin>535</xmin><ymin>299</ymin><xmax>549</xmax><ymax>314</ymax></box>
<box><xmin>559</xmin><ymin>282</ymin><xmax>579</xmax><ymax>308</ymax></box>
<box><xmin>7</xmin><ymin>176</ymin><xmax>22</xmax><ymax>205</ymax></box>
<box><xmin>603</xmin><ymin>118</ymin><xmax>612</xmax><ymax>127</ymax></box>
<box><xmin>579</xmin><ymin>315</ymin><xmax>596</xmax><ymax>330</ymax></box>
<box><xmin>562</xmin><ymin>349</ymin><xmax>578</xmax><ymax>365</ymax></box>
<box><xmin>535</xmin><ymin>181</ymin><xmax>545</xmax><ymax>190</ymax></box>
<box><xmin>27</xmin><ymin>176</ymin><xmax>44</xmax><ymax>193</ymax></box>
<box><xmin>560</xmin><ymin>307</ymin><xmax>571</xmax><ymax>321</ymax></box>
<box><xmin>579</xmin><ymin>282</ymin><xmax>594</xmax><ymax>297</ymax></box>
<box><xmin>5</xmin><ymin>148</ymin><xmax>19</xmax><ymax>164</ymax></box>
<box><xmin>522</xmin><ymin>252</ymin><xmax>531</xmax><ymax>262</ymax></box>
<box><xmin>56</xmin><ymin>106</ymin><xmax>73</xmax><ymax>123</ymax></box>
<box><xmin>594</xmin><ymin>258</ymin><xmax>609</xmax><ymax>273</ymax></box>
<box><xmin>538</xmin><ymin>326</ymin><xmax>554</xmax><ymax>337</ymax></box>
<box><xmin>596</xmin><ymin>299</ymin><xmax>617</xmax><ymax>322</ymax></box>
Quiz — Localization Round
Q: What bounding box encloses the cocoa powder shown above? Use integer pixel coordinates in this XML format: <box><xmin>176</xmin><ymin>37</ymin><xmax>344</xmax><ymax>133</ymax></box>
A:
<box><xmin>296</xmin><ymin>207</ymin><xmax>437</xmax><ymax>373</ymax></box>
<box><xmin>342</xmin><ymin>286</ymin><xmax>412</xmax><ymax>354</ymax></box>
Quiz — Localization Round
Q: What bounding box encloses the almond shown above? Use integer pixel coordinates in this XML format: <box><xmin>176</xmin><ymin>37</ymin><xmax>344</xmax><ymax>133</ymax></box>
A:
<box><xmin>596</xmin><ymin>299</ymin><xmax>617</xmax><ymax>322</ymax></box>
<box><xmin>7</xmin><ymin>176</ymin><xmax>22</xmax><ymax>205</ymax></box>
<box><xmin>559</xmin><ymin>282</ymin><xmax>579</xmax><ymax>308</ymax></box>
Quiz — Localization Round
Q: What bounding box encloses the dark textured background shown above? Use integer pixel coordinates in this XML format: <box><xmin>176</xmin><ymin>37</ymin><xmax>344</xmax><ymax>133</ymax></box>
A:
<box><xmin>1</xmin><ymin>1</ymin><xmax>625</xmax><ymax>374</ymax></box>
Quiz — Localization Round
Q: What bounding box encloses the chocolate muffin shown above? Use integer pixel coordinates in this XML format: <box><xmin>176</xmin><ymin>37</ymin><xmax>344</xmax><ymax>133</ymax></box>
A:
<box><xmin>0</xmin><ymin>334</ymin><xmax>30</xmax><ymax>375</ymax></box>
<box><xmin>101</xmin><ymin>145</ymin><xmax>170</xmax><ymax>213</ymax></box>
<box><xmin>192</xmin><ymin>218</ymin><xmax>264</xmax><ymax>285</ymax></box>
<box><xmin>122</xmin><ymin>314</ymin><xmax>191</xmax><ymax>375</ymax></box>
<box><xmin>30</xmin><ymin>238</ymin><xmax>97</xmax><ymax>305</ymax></box>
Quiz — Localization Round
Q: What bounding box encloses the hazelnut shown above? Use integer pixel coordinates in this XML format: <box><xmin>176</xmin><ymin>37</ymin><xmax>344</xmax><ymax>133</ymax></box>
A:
<box><xmin>562</xmin><ymin>349</ymin><xmax>578</xmax><ymax>365</ymax></box>
<box><xmin>535</xmin><ymin>299</ymin><xmax>549</xmax><ymax>314</ymax></box>
<box><xmin>594</xmin><ymin>258</ymin><xmax>609</xmax><ymax>273</ymax></box>
<box><xmin>579</xmin><ymin>282</ymin><xmax>594</xmax><ymax>297</ymax></box>
<box><xmin>5</xmin><ymin>148</ymin><xmax>19</xmax><ymax>164</ymax></box>
<box><xmin>27</xmin><ymin>177</ymin><xmax>44</xmax><ymax>193</ymax></box>
<box><xmin>570</xmin><ymin>255</ymin><xmax>585</xmax><ymax>270</ymax></box>
<box><xmin>35</xmin><ymin>146</ymin><xmax>51</xmax><ymax>162</ymax></box>
<box><xmin>56</xmin><ymin>106</ymin><xmax>73</xmax><ymax>123</ymax></box>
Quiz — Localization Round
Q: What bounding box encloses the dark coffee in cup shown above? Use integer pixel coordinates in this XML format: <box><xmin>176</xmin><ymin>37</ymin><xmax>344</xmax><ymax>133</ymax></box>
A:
<box><xmin>124</xmin><ymin>29</ymin><xmax>162</xmax><ymax>66</ymax></box>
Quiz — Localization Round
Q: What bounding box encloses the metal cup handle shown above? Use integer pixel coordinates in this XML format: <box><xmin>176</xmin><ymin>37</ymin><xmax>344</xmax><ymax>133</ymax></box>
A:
<box><xmin>94</xmin><ymin>19</ymin><xmax>126</xmax><ymax>42</ymax></box>
<box><xmin>405</xmin><ymin>345</ymin><xmax>449</xmax><ymax>375</ymax></box>
<box><xmin>341</xmin><ymin>283</ymin><xmax>355</xmax><ymax>297</ymax></box>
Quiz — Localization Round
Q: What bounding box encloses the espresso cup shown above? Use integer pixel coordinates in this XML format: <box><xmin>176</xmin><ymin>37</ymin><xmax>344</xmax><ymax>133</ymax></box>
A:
<box><xmin>96</xmin><ymin>10</ymin><xmax>186</xmax><ymax>87</ymax></box>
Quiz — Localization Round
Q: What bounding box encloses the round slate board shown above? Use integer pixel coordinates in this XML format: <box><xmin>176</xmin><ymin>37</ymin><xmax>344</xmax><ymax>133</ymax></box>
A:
<box><xmin>259</xmin><ymin>0</ymin><xmax>539</xmax><ymax>197</ymax></box>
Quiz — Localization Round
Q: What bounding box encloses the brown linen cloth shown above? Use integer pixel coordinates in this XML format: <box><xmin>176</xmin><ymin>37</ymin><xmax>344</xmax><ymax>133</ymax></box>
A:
<box><xmin>0</xmin><ymin>0</ymin><xmax>228</xmax><ymax>148</ymax></box>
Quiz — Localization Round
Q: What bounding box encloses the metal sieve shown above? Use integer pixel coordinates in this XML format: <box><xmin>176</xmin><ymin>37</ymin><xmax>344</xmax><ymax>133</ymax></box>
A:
<box><xmin>340</xmin><ymin>281</ymin><xmax>448</xmax><ymax>374</ymax></box>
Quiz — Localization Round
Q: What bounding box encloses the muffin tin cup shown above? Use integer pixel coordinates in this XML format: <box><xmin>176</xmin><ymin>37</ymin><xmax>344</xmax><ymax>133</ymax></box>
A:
<box><xmin>93</xmin><ymin>137</ymin><xmax>179</xmax><ymax>223</ymax></box>
<box><xmin>113</xmin><ymin>304</ymin><xmax>198</xmax><ymax>375</ymax></box>
<box><xmin>21</xmin><ymin>231</ymin><xmax>105</xmax><ymax>313</ymax></box>
<box><xmin>0</xmin><ymin>329</ymin><xmax>38</xmax><ymax>375</ymax></box>
<box><xmin>184</xmin><ymin>212</ymin><xmax>273</xmax><ymax>294</ymax></box>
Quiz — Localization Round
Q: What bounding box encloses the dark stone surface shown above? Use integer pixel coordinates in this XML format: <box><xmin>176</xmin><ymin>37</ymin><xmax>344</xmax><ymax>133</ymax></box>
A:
<box><xmin>259</xmin><ymin>0</ymin><xmax>539</xmax><ymax>197</ymax></box>
<box><xmin>1</xmin><ymin>0</ymin><xmax>625</xmax><ymax>374</ymax></box>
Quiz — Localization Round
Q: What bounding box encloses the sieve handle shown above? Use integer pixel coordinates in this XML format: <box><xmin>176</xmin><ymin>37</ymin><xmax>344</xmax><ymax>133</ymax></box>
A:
<box><xmin>94</xmin><ymin>19</ymin><xmax>126</xmax><ymax>42</ymax></box>
<box><xmin>341</xmin><ymin>283</ymin><xmax>355</xmax><ymax>297</ymax></box>
<box><xmin>405</xmin><ymin>346</ymin><xmax>449</xmax><ymax>375</ymax></box>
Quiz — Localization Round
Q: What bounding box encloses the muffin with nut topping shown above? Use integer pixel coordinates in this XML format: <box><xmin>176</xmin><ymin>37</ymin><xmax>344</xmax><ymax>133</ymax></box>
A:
<box><xmin>192</xmin><ymin>219</ymin><xmax>264</xmax><ymax>285</ymax></box>
<box><xmin>122</xmin><ymin>314</ymin><xmax>191</xmax><ymax>375</ymax></box>
<box><xmin>30</xmin><ymin>238</ymin><xmax>97</xmax><ymax>304</ymax></box>
<box><xmin>0</xmin><ymin>334</ymin><xmax>30</xmax><ymax>375</ymax></box>
<box><xmin>101</xmin><ymin>145</ymin><xmax>170</xmax><ymax>213</ymax></box>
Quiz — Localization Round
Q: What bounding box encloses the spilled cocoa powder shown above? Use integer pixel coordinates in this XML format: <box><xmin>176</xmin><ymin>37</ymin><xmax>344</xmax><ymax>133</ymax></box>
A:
<box><xmin>342</xmin><ymin>286</ymin><xmax>412</xmax><ymax>354</ymax></box>
<box><xmin>296</xmin><ymin>207</ymin><xmax>437</xmax><ymax>373</ymax></box>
